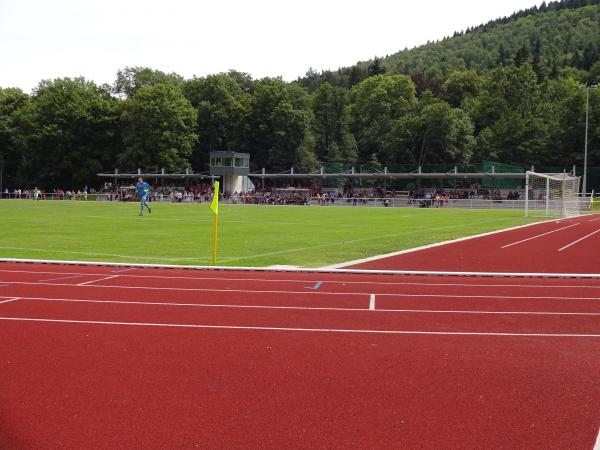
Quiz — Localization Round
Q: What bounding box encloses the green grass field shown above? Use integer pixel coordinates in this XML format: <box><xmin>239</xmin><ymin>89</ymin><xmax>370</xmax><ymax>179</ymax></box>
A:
<box><xmin>0</xmin><ymin>200</ymin><xmax>541</xmax><ymax>268</ymax></box>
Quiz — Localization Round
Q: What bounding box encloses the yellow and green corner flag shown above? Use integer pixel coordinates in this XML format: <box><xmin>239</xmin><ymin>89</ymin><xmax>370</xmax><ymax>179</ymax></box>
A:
<box><xmin>211</xmin><ymin>181</ymin><xmax>219</xmax><ymax>264</ymax></box>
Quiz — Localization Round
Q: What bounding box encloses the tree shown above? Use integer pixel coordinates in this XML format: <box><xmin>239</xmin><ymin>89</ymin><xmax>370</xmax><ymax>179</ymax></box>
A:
<box><xmin>182</xmin><ymin>74</ymin><xmax>249</xmax><ymax>170</ymax></box>
<box><xmin>0</xmin><ymin>88</ymin><xmax>29</xmax><ymax>188</ymax></box>
<box><xmin>270</xmin><ymin>100</ymin><xmax>312</xmax><ymax>171</ymax></box>
<box><xmin>387</xmin><ymin>99</ymin><xmax>475</xmax><ymax>167</ymax></box>
<box><xmin>443</xmin><ymin>70</ymin><xmax>482</xmax><ymax>107</ymax></box>
<box><xmin>245</xmin><ymin>78</ymin><xmax>316</xmax><ymax>171</ymax></box>
<box><xmin>532</xmin><ymin>38</ymin><xmax>546</xmax><ymax>82</ymax></box>
<box><xmin>468</xmin><ymin>64</ymin><xmax>548</xmax><ymax>164</ymax></box>
<box><xmin>13</xmin><ymin>78</ymin><xmax>120</xmax><ymax>188</ymax></box>
<box><xmin>113</xmin><ymin>67</ymin><xmax>183</xmax><ymax>98</ymax></box>
<box><xmin>368</xmin><ymin>57</ymin><xmax>386</xmax><ymax>77</ymax></box>
<box><xmin>349</xmin><ymin>74</ymin><xmax>416</xmax><ymax>163</ymax></box>
<box><xmin>311</xmin><ymin>82</ymin><xmax>357</xmax><ymax>163</ymax></box>
<box><xmin>514</xmin><ymin>44</ymin><xmax>530</xmax><ymax>66</ymax></box>
<box><xmin>119</xmin><ymin>85</ymin><xmax>197</xmax><ymax>172</ymax></box>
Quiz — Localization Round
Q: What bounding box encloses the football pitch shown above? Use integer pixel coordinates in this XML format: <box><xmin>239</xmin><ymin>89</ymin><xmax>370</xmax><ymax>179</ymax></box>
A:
<box><xmin>0</xmin><ymin>200</ymin><xmax>541</xmax><ymax>267</ymax></box>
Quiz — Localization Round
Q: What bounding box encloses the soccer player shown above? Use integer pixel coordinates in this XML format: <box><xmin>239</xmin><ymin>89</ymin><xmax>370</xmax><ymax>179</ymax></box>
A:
<box><xmin>135</xmin><ymin>177</ymin><xmax>152</xmax><ymax>216</ymax></box>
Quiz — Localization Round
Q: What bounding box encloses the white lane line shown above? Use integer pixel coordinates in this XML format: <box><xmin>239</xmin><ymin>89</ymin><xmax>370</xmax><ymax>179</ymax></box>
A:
<box><xmin>1</xmin><ymin>280</ymin><xmax>599</xmax><ymax>301</ymax></box>
<box><xmin>1</xmin><ymin>316</ymin><xmax>599</xmax><ymax>337</ymax></box>
<box><xmin>589</xmin><ymin>217</ymin><xmax>600</xmax><ymax>222</ymax></box>
<box><xmin>38</xmin><ymin>275</ymin><xmax>88</xmax><ymax>282</ymax></box>
<box><xmin>558</xmin><ymin>229</ymin><xmax>600</xmax><ymax>252</ymax></box>
<box><xmin>111</xmin><ymin>267</ymin><xmax>138</xmax><ymax>274</ymax></box>
<box><xmin>2</xmin><ymin>268</ymin><xmax>600</xmax><ymax>289</ymax></box>
<box><xmin>77</xmin><ymin>275</ymin><xmax>118</xmax><ymax>286</ymax></box>
<box><xmin>593</xmin><ymin>428</ymin><xmax>600</xmax><ymax>450</ymax></box>
<box><xmin>16</xmin><ymin>296</ymin><xmax>600</xmax><ymax>316</ymax></box>
<box><xmin>501</xmin><ymin>223</ymin><xmax>580</xmax><ymax>249</ymax></box>
<box><xmin>327</xmin><ymin>217</ymin><xmax>561</xmax><ymax>269</ymax></box>
<box><xmin>0</xmin><ymin>297</ymin><xmax>19</xmax><ymax>304</ymax></box>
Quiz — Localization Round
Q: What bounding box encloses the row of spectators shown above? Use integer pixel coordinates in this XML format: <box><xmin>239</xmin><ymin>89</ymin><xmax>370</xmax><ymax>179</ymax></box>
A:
<box><xmin>2</xmin><ymin>188</ymin><xmax>93</xmax><ymax>200</ymax></box>
<box><xmin>2</xmin><ymin>183</ymin><xmax>526</xmax><ymax>205</ymax></box>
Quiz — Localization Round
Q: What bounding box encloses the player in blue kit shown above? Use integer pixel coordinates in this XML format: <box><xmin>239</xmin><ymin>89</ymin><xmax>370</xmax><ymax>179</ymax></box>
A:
<box><xmin>135</xmin><ymin>177</ymin><xmax>152</xmax><ymax>216</ymax></box>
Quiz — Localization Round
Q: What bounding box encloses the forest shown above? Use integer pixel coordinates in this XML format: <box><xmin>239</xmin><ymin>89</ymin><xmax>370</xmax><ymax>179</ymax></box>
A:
<box><xmin>0</xmin><ymin>0</ymin><xmax>599</xmax><ymax>189</ymax></box>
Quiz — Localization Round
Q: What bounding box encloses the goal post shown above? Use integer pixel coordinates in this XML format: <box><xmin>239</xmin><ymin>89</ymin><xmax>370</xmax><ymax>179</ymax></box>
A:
<box><xmin>525</xmin><ymin>171</ymin><xmax>582</xmax><ymax>218</ymax></box>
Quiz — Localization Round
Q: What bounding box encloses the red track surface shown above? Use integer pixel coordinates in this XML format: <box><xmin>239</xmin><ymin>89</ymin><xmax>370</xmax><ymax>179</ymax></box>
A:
<box><xmin>346</xmin><ymin>214</ymin><xmax>600</xmax><ymax>273</ymax></box>
<box><xmin>1</xmin><ymin>216</ymin><xmax>600</xmax><ymax>449</ymax></box>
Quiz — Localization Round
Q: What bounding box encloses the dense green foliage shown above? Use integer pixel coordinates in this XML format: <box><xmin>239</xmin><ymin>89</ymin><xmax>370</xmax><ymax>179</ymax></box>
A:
<box><xmin>0</xmin><ymin>0</ymin><xmax>599</xmax><ymax>189</ymax></box>
<box><xmin>0</xmin><ymin>200</ymin><xmax>538</xmax><ymax>267</ymax></box>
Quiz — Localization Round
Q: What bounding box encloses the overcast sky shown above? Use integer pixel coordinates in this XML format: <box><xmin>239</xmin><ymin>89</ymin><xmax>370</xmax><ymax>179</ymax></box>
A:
<box><xmin>1</xmin><ymin>0</ymin><xmax>542</xmax><ymax>93</ymax></box>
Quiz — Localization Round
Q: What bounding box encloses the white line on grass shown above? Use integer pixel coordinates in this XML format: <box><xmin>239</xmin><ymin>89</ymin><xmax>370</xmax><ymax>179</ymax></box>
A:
<box><xmin>1</xmin><ymin>268</ymin><xmax>599</xmax><ymax>289</ymax></box>
<box><xmin>77</xmin><ymin>275</ymin><xmax>118</xmax><ymax>286</ymax></box>
<box><xmin>15</xmin><ymin>296</ymin><xmax>600</xmax><ymax>316</ymax></box>
<box><xmin>82</xmin><ymin>215</ymin><xmax>306</xmax><ymax>226</ymax></box>
<box><xmin>1</xmin><ymin>316</ymin><xmax>599</xmax><ymax>337</ymax></box>
<box><xmin>0</xmin><ymin>246</ymin><xmax>202</xmax><ymax>262</ymax></box>
<box><xmin>558</xmin><ymin>229</ymin><xmax>600</xmax><ymax>252</ymax></box>
<box><xmin>7</xmin><ymin>215</ymin><xmax>507</xmax><ymax>268</ymax></box>
<box><xmin>224</xmin><ymin>217</ymin><xmax>524</xmax><ymax>264</ymax></box>
<box><xmin>500</xmin><ymin>223</ymin><xmax>580</xmax><ymax>249</ymax></box>
<box><xmin>2</xmin><ymin>280</ymin><xmax>600</xmax><ymax>300</ymax></box>
<box><xmin>369</xmin><ymin>294</ymin><xmax>376</xmax><ymax>310</ymax></box>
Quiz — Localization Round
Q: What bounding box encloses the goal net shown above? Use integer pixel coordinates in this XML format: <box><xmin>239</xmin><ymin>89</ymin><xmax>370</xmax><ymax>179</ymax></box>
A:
<box><xmin>525</xmin><ymin>171</ymin><xmax>582</xmax><ymax>218</ymax></box>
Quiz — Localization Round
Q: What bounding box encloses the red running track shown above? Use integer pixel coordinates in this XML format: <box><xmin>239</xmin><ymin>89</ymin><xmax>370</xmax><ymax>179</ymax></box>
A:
<box><xmin>0</xmin><ymin>261</ymin><xmax>599</xmax><ymax>449</ymax></box>
<box><xmin>345</xmin><ymin>214</ymin><xmax>600</xmax><ymax>273</ymax></box>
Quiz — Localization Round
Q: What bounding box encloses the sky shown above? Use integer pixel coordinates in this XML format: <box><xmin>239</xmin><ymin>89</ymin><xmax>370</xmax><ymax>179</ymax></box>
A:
<box><xmin>0</xmin><ymin>0</ymin><xmax>542</xmax><ymax>93</ymax></box>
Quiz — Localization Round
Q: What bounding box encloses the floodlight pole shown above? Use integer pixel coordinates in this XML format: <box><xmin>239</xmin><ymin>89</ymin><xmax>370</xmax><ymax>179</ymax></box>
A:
<box><xmin>583</xmin><ymin>84</ymin><xmax>598</xmax><ymax>198</ymax></box>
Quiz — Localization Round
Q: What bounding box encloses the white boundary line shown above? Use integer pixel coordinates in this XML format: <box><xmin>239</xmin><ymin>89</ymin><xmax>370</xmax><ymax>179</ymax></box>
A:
<box><xmin>593</xmin><ymin>428</ymin><xmax>600</xmax><ymax>450</ymax></box>
<box><xmin>2</xmin><ymin>280</ymin><xmax>600</xmax><ymax>300</ymax></box>
<box><xmin>500</xmin><ymin>223</ymin><xmax>580</xmax><ymax>249</ymax></box>
<box><xmin>323</xmin><ymin>217</ymin><xmax>565</xmax><ymax>269</ymax></box>
<box><xmin>77</xmin><ymin>275</ymin><xmax>118</xmax><ymax>286</ymax></box>
<box><xmin>0</xmin><ymin>316</ymin><xmax>599</xmax><ymax>337</ymax></box>
<box><xmin>558</xmin><ymin>229</ymin><xmax>600</xmax><ymax>252</ymax></box>
<box><xmin>0</xmin><ymin>297</ymin><xmax>19</xmax><ymax>304</ymax></box>
<box><xmin>14</xmin><ymin>296</ymin><xmax>600</xmax><ymax>316</ymax></box>
<box><xmin>1</xmin><ymin>258</ymin><xmax>598</xmax><ymax>279</ymax></box>
<box><xmin>2</xmin><ymin>268</ymin><xmax>600</xmax><ymax>288</ymax></box>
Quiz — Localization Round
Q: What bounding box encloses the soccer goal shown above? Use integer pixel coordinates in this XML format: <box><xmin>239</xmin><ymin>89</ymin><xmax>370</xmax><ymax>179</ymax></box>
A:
<box><xmin>525</xmin><ymin>171</ymin><xmax>582</xmax><ymax>218</ymax></box>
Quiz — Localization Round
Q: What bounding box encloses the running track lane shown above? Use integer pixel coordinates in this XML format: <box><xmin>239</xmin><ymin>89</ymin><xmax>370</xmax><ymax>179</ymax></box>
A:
<box><xmin>1</xmin><ymin>262</ymin><xmax>600</xmax><ymax>448</ymax></box>
<box><xmin>345</xmin><ymin>214</ymin><xmax>600</xmax><ymax>273</ymax></box>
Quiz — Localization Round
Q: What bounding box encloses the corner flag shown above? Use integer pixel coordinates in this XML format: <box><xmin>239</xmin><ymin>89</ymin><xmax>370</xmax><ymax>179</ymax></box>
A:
<box><xmin>211</xmin><ymin>181</ymin><xmax>219</xmax><ymax>264</ymax></box>
<box><xmin>210</xmin><ymin>181</ymin><xmax>219</xmax><ymax>216</ymax></box>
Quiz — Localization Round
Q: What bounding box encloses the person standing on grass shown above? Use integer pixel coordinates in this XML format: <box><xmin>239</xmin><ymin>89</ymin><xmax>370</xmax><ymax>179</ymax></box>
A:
<box><xmin>135</xmin><ymin>177</ymin><xmax>152</xmax><ymax>216</ymax></box>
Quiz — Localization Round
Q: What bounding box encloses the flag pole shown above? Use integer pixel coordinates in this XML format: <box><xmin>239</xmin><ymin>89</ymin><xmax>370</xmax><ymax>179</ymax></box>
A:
<box><xmin>212</xmin><ymin>213</ymin><xmax>218</xmax><ymax>265</ymax></box>
<box><xmin>210</xmin><ymin>180</ymin><xmax>220</xmax><ymax>265</ymax></box>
